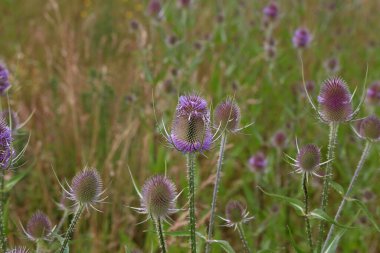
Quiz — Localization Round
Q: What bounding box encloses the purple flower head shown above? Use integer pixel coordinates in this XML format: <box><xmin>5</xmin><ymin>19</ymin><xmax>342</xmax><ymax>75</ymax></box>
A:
<box><xmin>0</xmin><ymin>118</ymin><xmax>13</xmax><ymax>169</ymax></box>
<box><xmin>223</xmin><ymin>200</ymin><xmax>253</xmax><ymax>228</ymax></box>
<box><xmin>292</xmin><ymin>27</ymin><xmax>312</xmax><ymax>48</ymax></box>
<box><xmin>366</xmin><ymin>81</ymin><xmax>380</xmax><ymax>106</ymax></box>
<box><xmin>324</xmin><ymin>57</ymin><xmax>340</xmax><ymax>74</ymax></box>
<box><xmin>263</xmin><ymin>2</ymin><xmax>279</xmax><ymax>20</ymax></box>
<box><xmin>358</xmin><ymin>115</ymin><xmax>380</xmax><ymax>141</ymax></box>
<box><xmin>296</xmin><ymin>144</ymin><xmax>321</xmax><ymax>173</ymax></box>
<box><xmin>178</xmin><ymin>0</ymin><xmax>191</xmax><ymax>8</ymax></box>
<box><xmin>141</xmin><ymin>175</ymin><xmax>177</xmax><ymax>219</ymax></box>
<box><xmin>248</xmin><ymin>152</ymin><xmax>267</xmax><ymax>173</ymax></box>
<box><xmin>6</xmin><ymin>247</ymin><xmax>30</xmax><ymax>253</ymax></box>
<box><xmin>0</xmin><ymin>63</ymin><xmax>10</xmax><ymax>95</ymax></box>
<box><xmin>318</xmin><ymin>77</ymin><xmax>353</xmax><ymax>122</ymax></box>
<box><xmin>147</xmin><ymin>0</ymin><xmax>161</xmax><ymax>17</ymax></box>
<box><xmin>69</xmin><ymin>168</ymin><xmax>104</xmax><ymax>207</ymax></box>
<box><xmin>272</xmin><ymin>130</ymin><xmax>287</xmax><ymax>149</ymax></box>
<box><xmin>214</xmin><ymin>98</ymin><xmax>241</xmax><ymax>132</ymax></box>
<box><xmin>25</xmin><ymin>211</ymin><xmax>52</xmax><ymax>241</ymax></box>
<box><xmin>170</xmin><ymin>94</ymin><xmax>212</xmax><ymax>153</ymax></box>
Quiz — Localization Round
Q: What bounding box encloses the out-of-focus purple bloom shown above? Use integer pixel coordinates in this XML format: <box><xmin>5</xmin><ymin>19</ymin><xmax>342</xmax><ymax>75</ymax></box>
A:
<box><xmin>178</xmin><ymin>0</ymin><xmax>191</xmax><ymax>8</ymax></box>
<box><xmin>25</xmin><ymin>211</ymin><xmax>52</xmax><ymax>241</ymax></box>
<box><xmin>324</xmin><ymin>57</ymin><xmax>340</xmax><ymax>73</ymax></box>
<box><xmin>0</xmin><ymin>118</ymin><xmax>13</xmax><ymax>169</ymax></box>
<box><xmin>292</xmin><ymin>27</ymin><xmax>312</xmax><ymax>48</ymax></box>
<box><xmin>0</xmin><ymin>110</ymin><xmax>19</xmax><ymax>132</ymax></box>
<box><xmin>248</xmin><ymin>152</ymin><xmax>267</xmax><ymax>173</ymax></box>
<box><xmin>272</xmin><ymin>130</ymin><xmax>287</xmax><ymax>149</ymax></box>
<box><xmin>357</xmin><ymin>115</ymin><xmax>380</xmax><ymax>141</ymax></box>
<box><xmin>170</xmin><ymin>95</ymin><xmax>212</xmax><ymax>153</ymax></box>
<box><xmin>263</xmin><ymin>3</ymin><xmax>279</xmax><ymax>20</ymax></box>
<box><xmin>214</xmin><ymin>98</ymin><xmax>241</xmax><ymax>133</ymax></box>
<box><xmin>0</xmin><ymin>63</ymin><xmax>11</xmax><ymax>95</ymax></box>
<box><xmin>366</xmin><ymin>81</ymin><xmax>380</xmax><ymax>106</ymax></box>
<box><xmin>147</xmin><ymin>0</ymin><xmax>161</xmax><ymax>17</ymax></box>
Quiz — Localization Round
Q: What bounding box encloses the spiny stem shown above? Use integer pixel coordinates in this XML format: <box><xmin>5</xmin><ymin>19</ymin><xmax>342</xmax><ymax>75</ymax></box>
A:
<box><xmin>302</xmin><ymin>173</ymin><xmax>313</xmax><ymax>251</ymax></box>
<box><xmin>187</xmin><ymin>153</ymin><xmax>197</xmax><ymax>253</ymax></box>
<box><xmin>237</xmin><ymin>224</ymin><xmax>252</xmax><ymax>253</ymax></box>
<box><xmin>154</xmin><ymin>217</ymin><xmax>167</xmax><ymax>253</ymax></box>
<box><xmin>322</xmin><ymin>141</ymin><xmax>372</xmax><ymax>251</ymax></box>
<box><xmin>205</xmin><ymin>133</ymin><xmax>227</xmax><ymax>253</ymax></box>
<box><xmin>317</xmin><ymin>122</ymin><xmax>338</xmax><ymax>252</ymax></box>
<box><xmin>59</xmin><ymin>205</ymin><xmax>84</xmax><ymax>253</ymax></box>
<box><xmin>0</xmin><ymin>169</ymin><xmax>7</xmax><ymax>252</ymax></box>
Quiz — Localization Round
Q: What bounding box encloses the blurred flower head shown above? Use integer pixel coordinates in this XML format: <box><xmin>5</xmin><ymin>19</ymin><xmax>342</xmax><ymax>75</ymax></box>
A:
<box><xmin>25</xmin><ymin>211</ymin><xmax>52</xmax><ymax>241</ymax></box>
<box><xmin>0</xmin><ymin>118</ymin><xmax>13</xmax><ymax>169</ymax></box>
<box><xmin>263</xmin><ymin>2</ymin><xmax>279</xmax><ymax>21</ymax></box>
<box><xmin>147</xmin><ymin>0</ymin><xmax>162</xmax><ymax>17</ymax></box>
<box><xmin>272</xmin><ymin>130</ymin><xmax>287</xmax><ymax>149</ymax></box>
<box><xmin>0</xmin><ymin>63</ymin><xmax>11</xmax><ymax>95</ymax></box>
<box><xmin>292</xmin><ymin>27</ymin><xmax>312</xmax><ymax>48</ymax></box>
<box><xmin>214</xmin><ymin>98</ymin><xmax>241</xmax><ymax>133</ymax></box>
<box><xmin>366</xmin><ymin>81</ymin><xmax>380</xmax><ymax>106</ymax></box>
<box><xmin>357</xmin><ymin>115</ymin><xmax>380</xmax><ymax>141</ymax></box>
<box><xmin>324</xmin><ymin>57</ymin><xmax>340</xmax><ymax>74</ymax></box>
<box><xmin>222</xmin><ymin>200</ymin><xmax>254</xmax><ymax>229</ymax></box>
<box><xmin>248</xmin><ymin>152</ymin><xmax>267</xmax><ymax>173</ymax></box>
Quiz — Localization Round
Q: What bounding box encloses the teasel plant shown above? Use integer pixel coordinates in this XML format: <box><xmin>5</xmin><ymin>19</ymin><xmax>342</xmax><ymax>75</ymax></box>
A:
<box><xmin>5</xmin><ymin>246</ymin><xmax>30</xmax><ymax>253</ymax></box>
<box><xmin>220</xmin><ymin>200</ymin><xmax>254</xmax><ymax>253</ymax></box>
<box><xmin>322</xmin><ymin>115</ymin><xmax>380</xmax><ymax>251</ymax></box>
<box><xmin>129</xmin><ymin>172</ymin><xmax>180</xmax><ymax>253</ymax></box>
<box><xmin>301</xmin><ymin>59</ymin><xmax>368</xmax><ymax>250</ymax></box>
<box><xmin>54</xmin><ymin>168</ymin><xmax>106</xmax><ymax>253</ymax></box>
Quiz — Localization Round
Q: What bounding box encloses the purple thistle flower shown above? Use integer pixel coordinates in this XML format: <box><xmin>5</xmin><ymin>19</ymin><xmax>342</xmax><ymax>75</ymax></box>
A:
<box><xmin>248</xmin><ymin>152</ymin><xmax>267</xmax><ymax>173</ymax></box>
<box><xmin>0</xmin><ymin>63</ymin><xmax>11</xmax><ymax>95</ymax></box>
<box><xmin>178</xmin><ymin>0</ymin><xmax>191</xmax><ymax>8</ymax></box>
<box><xmin>0</xmin><ymin>118</ymin><xmax>13</xmax><ymax>169</ymax></box>
<box><xmin>292</xmin><ymin>27</ymin><xmax>312</xmax><ymax>48</ymax></box>
<box><xmin>68</xmin><ymin>168</ymin><xmax>104</xmax><ymax>209</ymax></box>
<box><xmin>318</xmin><ymin>77</ymin><xmax>353</xmax><ymax>122</ymax></box>
<box><xmin>296</xmin><ymin>144</ymin><xmax>321</xmax><ymax>173</ymax></box>
<box><xmin>366</xmin><ymin>81</ymin><xmax>380</xmax><ymax>106</ymax></box>
<box><xmin>6</xmin><ymin>247</ymin><xmax>30</xmax><ymax>253</ymax></box>
<box><xmin>170</xmin><ymin>94</ymin><xmax>212</xmax><ymax>153</ymax></box>
<box><xmin>147</xmin><ymin>0</ymin><xmax>161</xmax><ymax>17</ymax></box>
<box><xmin>358</xmin><ymin>115</ymin><xmax>380</xmax><ymax>141</ymax></box>
<box><xmin>222</xmin><ymin>200</ymin><xmax>253</xmax><ymax>228</ymax></box>
<box><xmin>141</xmin><ymin>175</ymin><xmax>178</xmax><ymax>219</ymax></box>
<box><xmin>25</xmin><ymin>211</ymin><xmax>52</xmax><ymax>241</ymax></box>
<box><xmin>263</xmin><ymin>2</ymin><xmax>279</xmax><ymax>20</ymax></box>
<box><xmin>214</xmin><ymin>98</ymin><xmax>241</xmax><ymax>132</ymax></box>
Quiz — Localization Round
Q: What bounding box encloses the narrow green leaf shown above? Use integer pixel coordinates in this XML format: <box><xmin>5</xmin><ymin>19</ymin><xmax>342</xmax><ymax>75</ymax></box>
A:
<box><xmin>2</xmin><ymin>168</ymin><xmax>30</xmax><ymax>192</ymax></box>
<box><xmin>350</xmin><ymin>198</ymin><xmax>380</xmax><ymax>232</ymax></box>
<box><xmin>330</xmin><ymin>181</ymin><xmax>344</xmax><ymax>196</ymax></box>
<box><xmin>323</xmin><ymin>229</ymin><xmax>346</xmax><ymax>253</ymax></box>
<box><xmin>286</xmin><ymin>226</ymin><xmax>305</xmax><ymax>253</ymax></box>
<box><xmin>196</xmin><ymin>232</ymin><xmax>235</xmax><ymax>253</ymax></box>
<box><xmin>309</xmin><ymin>209</ymin><xmax>353</xmax><ymax>229</ymax></box>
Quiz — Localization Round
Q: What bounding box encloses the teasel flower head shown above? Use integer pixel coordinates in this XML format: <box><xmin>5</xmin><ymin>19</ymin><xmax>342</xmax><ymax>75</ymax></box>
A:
<box><xmin>263</xmin><ymin>2</ymin><xmax>279</xmax><ymax>21</ymax></box>
<box><xmin>356</xmin><ymin>115</ymin><xmax>380</xmax><ymax>141</ymax></box>
<box><xmin>1</xmin><ymin>110</ymin><xmax>19</xmax><ymax>132</ymax></box>
<box><xmin>138</xmin><ymin>175</ymin><xmax>178</xmax><ymax>219</ymax></box>
<box><xmin>64</xmin><ymin>168</ymin><xmax>106</xmax><ymax>211</ymax></box>
<box><xmin>6</xmin><ymin>247</ymin><xmax>30</xmax><ymax>253</ymax></box>
<box><xmin>178</xmin><ymin>0</ymin><xmax>191</xmax><ymax>8</ymax></box>
<box><xmin>220</xmin><ymin>200</ymin><xmax>254</xmax><ymax>229</ymax></box>
<box><xmin>214</xmin><ymin>98</ymin><xmax>241</xmax><ymax>133</ymax></box>
<box><xmin>147</xmin><ymin>0</ymin><xmax>162</xmax><ymax>17</ymax></box>
<box><xmin>272</xmin><ymin>130</ymin><xmax>287</xmax><ymax>149</ymax></box>
<box><xmin>248</xmin><ymin>152</ymin><xmax>267</xmax><ymax>173</ymax></box>
<box><xmin>324</xmin><ymin>57</ymin><xmax>340</xmax><ymax>74</ymax></box>
<box><xmin>169</xmin><ymin>94</ymin><xmax>212</xmax><ymax>153</ymax></box>
<box><xmin>0</xmin><ymin>118</ymin><xmax>14</xmax><ymax>169</ymax></box>
<box><xmin>292</xmin><ymin>27</ymin><xmax>312</xmax><ymax>48</ymax></box>
<box><xmin>0</xmin><ymin>63</ymin><xmax>11</xmax><ymax>95</ymax></box>
<box><xmin>366</xmin><ymin>81</ymin><xmax>380</xmax><ymax>106</ymax></box>
<box><xmin>24</xmin><ymin>211</ymin><xmax>52</xmax><ymax>241</ymax></box>
<box><xmin>317</xmin><ymin>77</ymin><xmax>353</xmax><ymax>123</ymax></box>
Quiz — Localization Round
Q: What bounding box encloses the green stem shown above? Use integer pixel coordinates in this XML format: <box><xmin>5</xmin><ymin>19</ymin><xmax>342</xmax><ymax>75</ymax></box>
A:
<box><xmin>56</xmin><ymin>210</ymin><xmax>69</xmax><ymax>233</ymax></box>
<box><xmin>0</xmin><ymin>169</ymin><xmax>7</xmax><ymax>252</ymax></box>
<box><xmin>187</xmin><ymin>153</ymin><xmax>197</xmax><ymax>253</ymax></box>
<box><xmin>302</xmin><ymin>173</ymin><xmax>313</xmax><ymax>251</ymax></box>
<box><xmin>322</xmin><ymin>141</ymin><xmax>372</xmax><ymax>251</ymax></box>
<box><xmin>237</xmin><ymin>224</ymin><xmax>252</xmax><ymax>253</ymax></box>
<box><xmin>59</xmin><ymin>205</ymin><xmax>84</xmax><ymax>253</ymax></box>
<box><xmin>36</xmin><ymin>239</ymin><xmax>44</xmax><ymax>253</ymax></box>
<box><xmin>317</xmin><ymin>122</ymin><xmax>339</xmax><ymax>252</ymax></box>
<box><xmin>205</xmin><ymin>133</ymin><xmax>227</xmax><ymax>253</ymax></box>
<box><xmin>154</xmin><ymin>217</ymin><xmax>167</xmax><ymax>253</ymax></box>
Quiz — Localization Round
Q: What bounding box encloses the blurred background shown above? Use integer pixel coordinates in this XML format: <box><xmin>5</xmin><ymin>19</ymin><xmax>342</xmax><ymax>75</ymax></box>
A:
<box><xmin>1</xmin><ymin>0</ymin><xmax>380</xmax><ymax>252</ymax></box>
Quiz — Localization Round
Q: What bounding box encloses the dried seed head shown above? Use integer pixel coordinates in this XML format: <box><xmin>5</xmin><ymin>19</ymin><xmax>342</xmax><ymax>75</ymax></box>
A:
<box><xmin>170</xmin><ymin>95</ymin><xmax>212</xmax><ymax>153</ymax></box>
<box><xmin>292</xmin><ymin>27</ymin><xmax>312</xmax><ymax>48</ymax></box>
<box><xmin>71</xmin><ymin>168</ymin><xmax>103</xmax><ymax>205</ymax></box>
<box><xmin>0</xmin><ymin>118</ymin><xmax>13</xmax><ymax>169</ymax></box>
<box><xmin>248</xmin><ymin>152</ymin><xmax>267</xmax><ymax>173</ymax></box>
<box><xmin>0</xmin><ymin>63</ymin><xmax>11</xmax><ymax>95</ymax></box>
<box><xmin>141</xmin><ymin>175</ymin><xmax>177</xmax><ymax>219</ymax></box>
<box><xmin>318</xmin><ymin>77</ymin><xmax>353</xmax><ymax>122</ymax></box>
<box><xmin>297</xmin><ymin>144</ymin><xmax>321</xmax><ymax>172</ymax></box>
<box><xmin>263</xmin><ymin>2</ymin><xmax>279</xmax><ymax>20</ymax></box>
<box><xmin>358</xmin><ymin>115</ymin><xmax>380</xmax><ymax>141</ymax></box>
<box><xmin>26</xmin><ymin>211</ymin><xmax>52</xmax><ymax>241</ymax></box>
<box><xmin>6</xmin><ymin>247</ymin><xmax>30</xmax><ymax>253</ymax></box>
<box><xmin>214</xmin><ymin>98</ymin><xmax>241</xmax><ymax>132</ymax></box>
<box><xmin>366</xmin><ymin>81</ymin><xmax>380</xmax><ymax>106</ymax></box>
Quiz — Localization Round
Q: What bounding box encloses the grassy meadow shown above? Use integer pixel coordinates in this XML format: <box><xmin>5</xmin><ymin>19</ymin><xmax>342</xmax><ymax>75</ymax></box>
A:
<box><xmin>0</xmin><ymin>0</ymin><xmax>380</xmax><ymax>252</ymax></box>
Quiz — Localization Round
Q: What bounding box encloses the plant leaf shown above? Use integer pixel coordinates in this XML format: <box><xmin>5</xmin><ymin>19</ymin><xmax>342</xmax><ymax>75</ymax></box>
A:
<box><xmin>1</xmin><ymin>168</ymin><xmax>30</xmax><ymax>192</ymax></box>
<box><xmin>309</xmin><ymin>209</ymin><xmax>353</xmax><ymax>229</ymax></box>
<box><xmin>286</xmin><ymin>226</ymin><xmax>305</xmax><ymax>253</ymax></box>
<box><xmin>350</xmin><ymin>198</ymin><xmax>380</xmax><ymax>231</ymax></box>
<box><xmin>196</xmin><ymin>232</ymin><xmax>235</xmax><ymax>253</ymax></box>
<box><xmin>323</xmin><ymin>229</ymin><xmax>346</xmax><ymax>253</ymax></box>
<box><xmin>330</xmin><ymin>181</ymin><xmax>344</xmax><ymax>196</ymax></box>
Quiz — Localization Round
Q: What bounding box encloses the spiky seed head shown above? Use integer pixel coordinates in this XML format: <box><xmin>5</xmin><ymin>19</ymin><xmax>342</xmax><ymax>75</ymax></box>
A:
<box><xmin>358</xmin><ymin>115</ymin><xmax>380</xmax><ymax>141</ymax></box>
<box><xmin>71</xmin><ymin>168</ymin><xmax>103</xmax><ymax>205</ymax></box>
<box><xmin>147</xmin><ymin>0</ymin><xmax>161</xmax><ymax>16</ymax></box>
<box><xmin>26</xmin><ymin>211</ymin><xmax>52</xmax><ymax>241</ymax></box>
<box><xmin>0</xmin><ymin>63</ymin><xmax>11</xmax><ymax>95</ymax></box>
<box><xmin>248</xmin><ymin>152</ymin><xmax>267</xmax><ymax>173</ymax></box>
<box><xmin>1</xmin><ymin>110</ymin><xmax>19</xmax><ymax>131</ymax></box>
<box><xmin>214</xmin><ymin>99</ymin><xmax>241</xmax><ymax>132</ymax></box>
<box><xmin>263</xmin><ymin>2</ymin><xmax>279</xmax><ymax>20</ymax></box>
<box><xmin>225</xmin><ymin>200</ymin><xmax>246</xmax><ymax>224</ymax></box>
<box><xmin>324</xmin><ymin>57</ymin><xmax>340</xmax><ymax>73</ymax></box>
<box><xmin>272</xmin><ymin>130</ymin><xmax>287</xmax><ymax>149</ymax></box>
<box><xmin>292</xmin><ymin>27</ymin><xmax>312</xmax><ymax>48</ymax></box>
<box><xmin>170</xmin><ymin>94</ymin><xmax>212</xmax><ymax>153</ymax></box>
<box><xmin>0</xmin><ymin>118</ymin><xmax>13</xmax><ymax>169</ymax></box>
<box><xmin>6</xmin><ymin>247</ymin><xmax>30</xmax><ymax>253</ymax></box>
<box><xmin>297</xmin><ymin>144</ymin><xmax>321</xmax><ymax>172</ymax></box>
<box><xmin>141</xmin><ymin>175</ymin><xmax>177</xmax><ymax>219</ymax></box>
<box><xmin>366</xmin><ymin>81</ymin><xmax>380</xmax><ymax>106</ymax></box>
<box><xmin>318</xmin><ymin>77</ymin><xmax>353</xmax><ymax>122</ymax></box>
